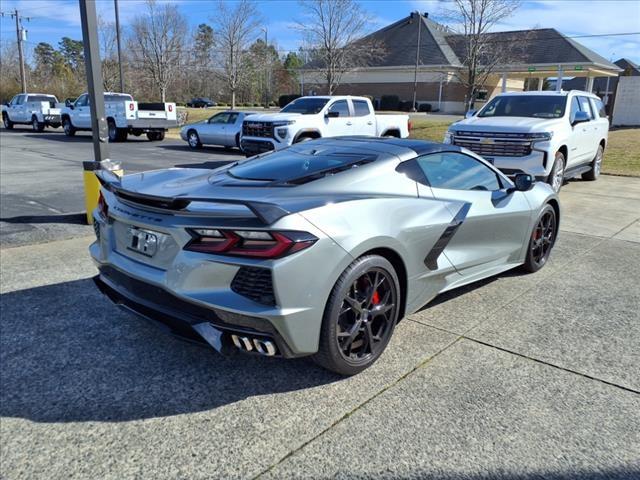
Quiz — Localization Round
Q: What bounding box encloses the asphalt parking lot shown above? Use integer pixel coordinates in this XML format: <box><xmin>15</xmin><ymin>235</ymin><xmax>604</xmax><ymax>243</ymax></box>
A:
<box><xmin>1</xmin><ymin>128</ymin><xmax>639</xmax><ymax>479</ymax></box>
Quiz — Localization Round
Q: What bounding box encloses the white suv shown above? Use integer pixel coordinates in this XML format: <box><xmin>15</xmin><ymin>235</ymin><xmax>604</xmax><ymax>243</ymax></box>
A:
<box><xmin>444</xmin><ymin>90</ymin><xmax>609</xmax><ymax>192</ymax></box>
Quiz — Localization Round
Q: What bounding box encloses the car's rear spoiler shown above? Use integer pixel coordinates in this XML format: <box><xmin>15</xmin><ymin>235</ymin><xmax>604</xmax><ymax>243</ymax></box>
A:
<box><xmin>96</xmin><ymin>170</ymin><xmax>291</xmax><ymax>224</ymax></box>
<box><xmin>96</xmin><ymin>170</ymin><xmax>415</xmax><ymax>226</ymax></box>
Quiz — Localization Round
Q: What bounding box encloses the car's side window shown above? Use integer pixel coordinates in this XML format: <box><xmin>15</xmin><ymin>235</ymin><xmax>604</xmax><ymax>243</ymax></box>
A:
<box><xmin>352</xmin><ymin>100</ymin><xmax>371</xmax><ymax>117</ymax></box>
<box><xmin>578</xmin><ymin>96</ymin><xmax>594</xmax><ymax>120</ymax></box>
<box><xmin>227</xmin><ymin>113</ymin><xmax>239</xmax><ymax>124</ymax></box>
<box><xmin>569</xmin><ymin>96</ymin><xmax>581</xmax><ymax>123</ymax></box>
<box><xmin>9</xmin><ymin>95</ymin><xmax>20</xmax><ymax>106</ymax></box>
<box><xmin>209</xmin><ymin>112</ymin><xmax>230</xmax><ymax>124</ymax></box>
<box><xmin>416</xmin><ymin>152</ymin><xmax>501</xmax><ymax>191</ymax></box>
<box><xmin>14</xmin><ymin>95</ymin><xmax>25</xmax><ymax>105</ymax></box>
<box><xmin>328</xmin><ymin>100</ymin><xmax>350</xmax><ymax>117</ymax></box>
<box><xmin>75</xmin><ymin>94</ymin><xmax>88</xmax><ymax>107</ymax></box>
<box><xmin>591</xmin><ymin>98</ymin><xmax>607</xmax><ymax>118</ymax></box>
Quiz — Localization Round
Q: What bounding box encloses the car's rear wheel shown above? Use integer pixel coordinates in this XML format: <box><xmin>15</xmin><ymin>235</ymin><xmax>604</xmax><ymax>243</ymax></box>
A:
<box><xmin>187</xmin><ymin>130</ymin><xmax>202</xmax><ymax>148</ymax></box>
<box><xmin>32</xmin><ymin>116</ymin><xmax>44</xmax><ymax>132</ymax></box>
<box><xmin>2</xmin><ymin>113</ymin><xmax>13</xmax><ymax>129</ymax></box>
<box><xmin>62</xmin><ymin>117</ymin><xmax>75</xmax><ymax>136</ymax></box>
<box><xmin>523</xmin><ymin>204</ymin><xmax>557</xmax><ymax>273</ymax></box>
<box><xmin>547</xmin><ymin>152</ymin><xmax>565</xmax><ymax>193</ymax></box>
<box><xmin>313</xmin><ymin>255</ymin><xmax>400</xmax><ymax>376</ymax></box>
<box><xmin>147</xmin><ymin>131</ymin><xmax>165</xmax><ymax>141</ymax></box>
<box><xmin>582</xmin><ymin>144</ymin><xmax>603</xmax><ymax>181</ymax></box>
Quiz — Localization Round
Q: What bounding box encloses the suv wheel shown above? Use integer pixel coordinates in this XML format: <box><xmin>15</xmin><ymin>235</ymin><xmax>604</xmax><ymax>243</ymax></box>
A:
<box><xmin>548</xmin><ymin>152</ymin><xmax>565</xmax><ymax>193</ymax></box>
<box><xmin>523</xmin><ymin>204</ymin><xmax>557</xmax><ymax>273</ymax></box>
<box><xmin>582</xmin><ymin>144</ymin><xmax>603</xmax><ymax>181</ymax></box>
<box><xmin>313</xmin><ymin>255</ymin><xmax>400</xmax><ymax>376</ymax></box>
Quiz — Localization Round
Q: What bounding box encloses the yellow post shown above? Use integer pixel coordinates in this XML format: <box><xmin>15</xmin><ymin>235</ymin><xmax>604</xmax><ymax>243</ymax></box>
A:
<box><xmin>83</xmin><ymin>161</ymin><xmax>123</xmax><ymax>224</ymax></box>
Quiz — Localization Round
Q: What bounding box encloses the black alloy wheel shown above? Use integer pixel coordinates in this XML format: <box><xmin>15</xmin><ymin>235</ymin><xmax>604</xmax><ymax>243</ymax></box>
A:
<box><xmin>313</xmin><ymin>255</ymin><xmax>400</xmax><ymax>376</ymax></box>
<box><xmin>523</xmin><ymin>204</ymin><xmax>557</xmax><ymax>273</ymax></box>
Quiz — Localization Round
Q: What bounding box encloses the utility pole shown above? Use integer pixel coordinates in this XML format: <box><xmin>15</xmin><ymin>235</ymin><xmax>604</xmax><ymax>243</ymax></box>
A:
<box><xmin>411</xmin><ymin>11</ymin><xmax>422</xmax><ymax>113</ymax></box>
<box><xmin>114</xmin><ymin>0</ymin><xmax>125</xmax><ymax>92</ymax></box>
<box><xmin>3</xmin><ymin>9</ymin><xmax>30</xmax><ymax>93</ymax></box>
<box><xmin>79</xmin><ymin>0</ymin><xmax>110</xmax><ymax>163</ymax></box>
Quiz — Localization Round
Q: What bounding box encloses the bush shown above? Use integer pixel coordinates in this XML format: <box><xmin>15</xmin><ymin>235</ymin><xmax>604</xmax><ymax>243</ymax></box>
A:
<box><xmin>253</xmin><ymin>103</ymin><xmax>261</xmax><ymax>107</ymax></box>
<box><xmin>278</xmin><ymin>94</ymin><xmax>301</xmax><ymax>107</ymax></box>
<box><xmin>399</xmin><ymin>100</ymin><xmax>414</xmax><ymax>112</ymax></box>
<box><xmin>418</xmin><ymin>103</ymin><xmax>432</xmax><ymax>113</ymax></box>
<box><xmin>380</xmin><ymin>95</ymin><xmax>400</xmax><ymax>111</ymax></box>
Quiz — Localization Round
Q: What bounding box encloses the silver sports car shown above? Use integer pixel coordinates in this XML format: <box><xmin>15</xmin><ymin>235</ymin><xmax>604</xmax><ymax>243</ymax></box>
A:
<box><xmin>91</xmin><ymin>138</ymin><xmax>559</xmax><ymax>375</ymax></box>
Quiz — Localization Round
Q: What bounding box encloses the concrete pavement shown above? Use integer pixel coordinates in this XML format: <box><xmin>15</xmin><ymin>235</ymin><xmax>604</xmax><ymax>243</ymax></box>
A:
<box><xmin>1</xmin><ymin>172</ymin><xmax>638</xmax><ymax>479</ymax></box>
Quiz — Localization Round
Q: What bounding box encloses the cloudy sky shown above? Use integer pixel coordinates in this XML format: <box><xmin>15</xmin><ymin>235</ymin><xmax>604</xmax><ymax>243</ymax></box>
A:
<box><xmin>1</xmin><ymin>0</ymin><xmax>638</xmax><ymax>63</ymax></box>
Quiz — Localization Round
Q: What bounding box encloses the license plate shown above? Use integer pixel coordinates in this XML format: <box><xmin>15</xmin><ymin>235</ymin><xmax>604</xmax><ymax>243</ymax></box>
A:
<box><xmin>126</xmin><ymin>226</ymin><xmax>158</xmax><ymax>257</ymax></box>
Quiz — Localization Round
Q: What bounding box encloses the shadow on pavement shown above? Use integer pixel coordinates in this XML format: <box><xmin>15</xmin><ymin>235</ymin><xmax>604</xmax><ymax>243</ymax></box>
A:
<box><xmin>160</xmin><ymin>144</ymin><xmax>242</xmax><ymax>156</ymax></box>
<box><xmin>0</xmin><ymin>212</ymin><xmax>86</xmax><ymax>225</ymax></box>
<box><xmin>0</xmin><ymin>279</ymin><xmax>339</xmax><ymax>423</ymax></box>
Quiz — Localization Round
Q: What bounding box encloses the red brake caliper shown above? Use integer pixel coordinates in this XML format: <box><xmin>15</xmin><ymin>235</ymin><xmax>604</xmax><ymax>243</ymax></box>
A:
<box><xmin>371</xmin><ymin>290</ymin><xmax>380</xmax><ymax>305</ymax></box>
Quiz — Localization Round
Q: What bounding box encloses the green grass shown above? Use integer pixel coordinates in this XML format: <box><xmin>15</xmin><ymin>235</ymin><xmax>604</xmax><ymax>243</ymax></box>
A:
<box><xmin>408</xmin><ymin>118</ymin><xmax>451</xmax><ymax>142</ymax></box>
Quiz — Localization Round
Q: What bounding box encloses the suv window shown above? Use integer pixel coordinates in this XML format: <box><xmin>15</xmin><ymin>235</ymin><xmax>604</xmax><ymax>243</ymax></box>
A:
<box><xmin>478</xmin><ymin>95</ymin><xmax>566</xmax><ymax>118</ymax></box>
<box><xmin>328</xmin><ymin>100</ymin><xmax>350</xmax><ymax>117</ymax></box>
<box><xmin>569</xmin><ymin>96</ymin><xmax>581</xmax><ymax>123</ymax></box>
<box><xmin>416</xmin><ymin>152</ymin><xmax>501</xmax><ymax>191</ymax></box>
<box><xmin>10</xmin><ymin>95</ymin><xmax>21</xmax><ymax>106</ymax></box>
<box><xmin>591</xmin><ymin>97</ymin><xmax>607</xmax><ymax>118</ymax></box>
<box><xmin>353</xmin><ymin>100</ymin><xmax>371</xmax><ymax>117</ymax></box>
<box><xmin>578</xmin><ymin>96</ymin><xmax>594</xmax><ymax>119</ymax></box>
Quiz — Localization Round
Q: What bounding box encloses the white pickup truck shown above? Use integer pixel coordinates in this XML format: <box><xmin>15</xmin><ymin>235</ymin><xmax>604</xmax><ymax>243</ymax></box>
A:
<box><xmin>240</xmin><ymin>96</ymin><xmax>410</xmax><ymax>156</ymax></box>
<box><xmin>444</xmin><ymin>90</ymin><xmax>609</xmax><ymax>192</ymax></box>
<box><xmin>2</xmin><ymin>93</ymin><xmax>63</xmax><ymax>131</ymax></box>
<box><xmin>60</xmin><ymin>92</ymin><xmax>178</xmax><ymax>142</ymax></box>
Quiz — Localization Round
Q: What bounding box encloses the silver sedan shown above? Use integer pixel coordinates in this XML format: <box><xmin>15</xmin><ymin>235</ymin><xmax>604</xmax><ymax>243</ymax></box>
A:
<box><xmin>180</xmin><ymin>110</ymin><xmax>257</xmax><ymax>149</ymax></box>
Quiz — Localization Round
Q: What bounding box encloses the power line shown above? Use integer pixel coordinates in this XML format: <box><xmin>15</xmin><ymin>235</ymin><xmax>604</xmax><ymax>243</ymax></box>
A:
<box><xmin>0</xmin><ymin>9</ymin><xmax>31</xmax><ymax>92</ymax></box>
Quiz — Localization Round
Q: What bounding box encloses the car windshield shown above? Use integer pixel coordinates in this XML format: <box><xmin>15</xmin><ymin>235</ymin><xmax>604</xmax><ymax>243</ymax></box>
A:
<box><xmin>228</xmin><ymin>149</ymin><xmax>377</xmax><ymax>183</ymax></box>
<box><xmin>280</xmin><ymin>98</ymin><xmax>329</xmax><ymax>114</ymax></box>
<box><xmin>29</xmin><ymin>95</ymin><xmax>57</xmax><ymax>102</ymax></box>
<box><xmin>478</xmin><ymin>95</ymin><xmax>566</xmax><ymax>119</ymax></box>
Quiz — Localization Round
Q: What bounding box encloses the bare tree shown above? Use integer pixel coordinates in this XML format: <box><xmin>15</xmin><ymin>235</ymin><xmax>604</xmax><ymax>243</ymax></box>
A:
<box><xmin>297</xmin><ymin>0</ymin><xmax>383</xmax><ymax>95</ymax></box>
<box><xmin>98</xmin><ymin>17</ymin><xmax>120</xmax><ymax>92</ymax></box>
<box><xmin>213</xmin><ymin>0</ymin><xmax>260</xmax><ymax>108</ymax></box>
<box><xmin>129</xmin><ymin>0</ymin><xmax>187</xmax><ymax>101</ymax></box>
<box><xmin>443</xmin><ymin>0</ymin><xmax>521</xmax><ymax>110</ymax></box>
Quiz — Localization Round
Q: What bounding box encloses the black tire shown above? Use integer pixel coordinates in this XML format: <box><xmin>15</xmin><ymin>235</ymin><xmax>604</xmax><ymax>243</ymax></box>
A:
<box><xmin>312</xmin><ymin>255</ymin><xmax>401</xmax><ymax>376</ymax></box>
<box><xmin>235</xmin><ymin>133</ymin><xmax>240</xmax><ymax>149</ymax></box>
<box><xmin>523</xmin><ymin>204</ymin><xmax>557</xmax><ymax>273</ymax></box>
<box><xmin>187</xmin><ymin>129</ymin><xmax>202</xmax><ymax>149</ymax></box>
<box><xmin>582</xmin><ymin>144</ymin><xmax>603</xmax><ymax>181</ymax></box>
<box><xmin>107</xmin><ymin>119</ymin><xmax>120</xmax><ymax>142</ymax></box>
<box><xmin>62</xmin><ymin>117</ymin><xmax>76</xmax><ymax>137</ymax></box>
<box><xmin>3</xmin><ymin>113</ymin><xmax>14</xmax><ymax>129</ymax></box>
<box><xmin>547</xmin><ymin>151</ymin><xmax>565</xmax><ymax>193</ymax></box>
<box><xmin>32</xmin><ymin>116</ymin><xmax>45</xmax><ymax>132</ymax></box>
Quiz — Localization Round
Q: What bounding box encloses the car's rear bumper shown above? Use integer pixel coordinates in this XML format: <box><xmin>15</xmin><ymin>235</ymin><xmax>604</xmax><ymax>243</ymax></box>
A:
<box><xmin>94</xmin><ymin>264</ymin><xmax>298</xmax><ymax>358</ymax></box>
<box><xmin>43</xmin><ymin>114</ymin><xmax>61</xmax><ymax>124</ymax></box>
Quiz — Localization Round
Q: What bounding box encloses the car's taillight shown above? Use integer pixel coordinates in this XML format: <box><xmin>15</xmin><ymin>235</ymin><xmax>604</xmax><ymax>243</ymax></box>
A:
<box><xmin>97</xmin><ymin>191</ymin><xmax>108</xmax><ymax>219</ymax></box>
<box><xmin>128</xmin><ymin>102</ymin><xmax>134</xmax><ymax>111</ymax></box>
<box><xmin>185</xmin><ymin>229</ymin><xmax>317</xmax><ymax>259</ymax></box>
<box><xmin>408</xmin><ymin>120</ymin><xmax>413</xmax><ymax>131</ymax></box>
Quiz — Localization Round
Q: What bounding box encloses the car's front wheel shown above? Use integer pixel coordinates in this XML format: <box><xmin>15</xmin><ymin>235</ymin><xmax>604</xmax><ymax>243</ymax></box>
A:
<box><xmin>313</xmin><ymin>255</ymin><xmax>400</xmax><ymax>376</ymax></box>
<box><xmin>62</xmin><ymin>117</ymin><xmax>75</xmax><ymax>136</ymax></box>
<box><xmin>523</xmin><ymin>204</ymin><xmax>557</xmax><ymax>273</ymax></box>
<box><xmin>582</xmin><ymin>144</ymin><xmax>603</xmax><ymax>181</ymax></box>
<box><xmin>2</xmin><ymin>113</ymin><xmax>13</xmax><ymax>129</ymax></box>
<box><xmin>187</xmin><ymin>130</ymin><xmax>202</xmax><ymax>148</ymax></box>
<box><xmin>548</xmin><ymin>151</ymin><xmax>565</xmax><ymax>193</ymax></box>
<box><xmin>32</xmin><ymin>116</ymin><xmax>44</xmax><ymax>132</ymax></box>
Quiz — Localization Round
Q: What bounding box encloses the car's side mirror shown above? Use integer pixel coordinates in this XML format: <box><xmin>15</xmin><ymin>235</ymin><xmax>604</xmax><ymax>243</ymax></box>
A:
<box><xmin>465</xmin><ymin>110</ymin><xmax>477</xmax><ymax>119</ymax></box>
<box><xmin>571</xmin><ymin>110</ymin><xmax>590</xmax><ymax>126</ymax></box>
<box><xmin>512</xmin><ymin>173</ymin><xmax>535</xmax><ymax>192</ymax></box>
<box><xmin>325</xmin><ymin>111</ymin><xmax>340</xmax><ymax>118</ymax></box>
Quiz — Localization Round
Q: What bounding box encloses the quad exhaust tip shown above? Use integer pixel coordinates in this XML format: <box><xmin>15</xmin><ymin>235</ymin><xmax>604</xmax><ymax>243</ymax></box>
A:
<box><xmin>231</xmin><ymin>334</ymin><xmax>277</xmax><ymax>356</ymax></box>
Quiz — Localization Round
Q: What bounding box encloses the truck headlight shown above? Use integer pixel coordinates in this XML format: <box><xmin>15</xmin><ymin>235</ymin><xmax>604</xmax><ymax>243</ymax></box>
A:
<box><xmin>276</xmin><ymin>127</ymin><xmax>288</xmax><ymax>138</ymax></box>
<box><xmin>529</xmin><ymin>132</ymin><xmax>553</xmax><ymax>141</ymax></box>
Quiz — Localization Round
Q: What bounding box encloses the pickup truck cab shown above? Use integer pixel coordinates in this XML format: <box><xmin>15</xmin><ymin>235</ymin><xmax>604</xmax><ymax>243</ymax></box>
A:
<box><xmin>2</xmin><ymin>93</ymin><xmax>63</xmax><ymax>131</ymax></box>
<box><xmin>60</xmin><ymin>92</ymin><xmax>178</xmax><ymax>142</ymax></box>
<box><xmin>444</xmin><ymin>90</ymin><xmax>609</xmax><ymax>192</ymax></box>
<box><xmin>240</xmin><ymin>96</ymin><xmax>410</xmax><ymax>156</ymax></box>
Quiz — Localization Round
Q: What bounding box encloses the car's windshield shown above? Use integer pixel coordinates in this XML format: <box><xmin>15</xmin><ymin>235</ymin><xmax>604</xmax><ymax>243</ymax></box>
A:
<box><xmin>28</xmin><ymin>95</ymin><xmax>57</xmax><ymax>102</ymax></box>
<box><xmin>478</xmin><ymin>95</ymin><xmax>566</xmax><ymax>119</ymax></box>
<box><xmin>280</xmin><ymin>98</ymin><xmax>329</xmax><ymax>114</ymax></box>
<box><xmin>228</xmin><ymin>149</ymin><xmax>377</xmax><ymax>183</ymax></box>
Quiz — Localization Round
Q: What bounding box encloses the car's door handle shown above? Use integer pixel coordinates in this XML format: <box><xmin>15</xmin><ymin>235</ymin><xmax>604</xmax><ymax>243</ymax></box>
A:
<box><xmin>346</xmin><ymin>121</ymin><xmax>352</xmax><ymax>126</ymax></box>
